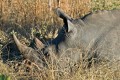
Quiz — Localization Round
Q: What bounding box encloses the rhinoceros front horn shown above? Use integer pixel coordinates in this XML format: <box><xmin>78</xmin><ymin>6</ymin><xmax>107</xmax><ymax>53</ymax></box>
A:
<box><xmin>13</xmin><ymin>34</ymin><xmax>32</xmax><ymax>54</ymax></box>
<box><xmin>13</xmin><ymin>34</ymin><xmax>48</xmax><ymax>68</ymax></box>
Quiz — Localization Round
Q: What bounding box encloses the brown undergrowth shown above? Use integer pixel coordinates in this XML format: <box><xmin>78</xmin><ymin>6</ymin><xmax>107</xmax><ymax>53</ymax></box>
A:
<box><xmin>0</xmin><ymin>0</ymin><xmax>120</xmax><ymax>80</ymax></box>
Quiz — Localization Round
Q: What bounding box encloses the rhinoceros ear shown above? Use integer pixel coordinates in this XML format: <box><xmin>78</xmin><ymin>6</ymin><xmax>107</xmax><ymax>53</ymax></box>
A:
<box><xmin>67</xmin><ymin>20</ymin><xmax>75</xmax><ymax>32</ymax></box>
<box><xmin>34</xmin><ymin>37</ymin><xmax>44</xmax><ymax>49</ymax></box>
<box><xmin>55</xmin><ymin>8</ymin><xmax>73</xmax><ymax>25</ymax></box>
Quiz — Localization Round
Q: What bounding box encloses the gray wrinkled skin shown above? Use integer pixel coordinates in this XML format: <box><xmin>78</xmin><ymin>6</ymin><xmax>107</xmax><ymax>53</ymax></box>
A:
<box><xmin>36</xmin><ymin>9</ymin><xmax>120</xmax><ymax>76</ymax></box>
<box><xmin>45</xmin><ymin>9</ymin><xmax>120</xmax><ymax>63</ymax></box>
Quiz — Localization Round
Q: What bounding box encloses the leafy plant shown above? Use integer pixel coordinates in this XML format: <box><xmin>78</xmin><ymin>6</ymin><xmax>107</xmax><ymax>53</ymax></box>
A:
<box><xmin>0</xmin><ymin>74</ymin><xmax>10</xmax><ymax>80</ymax></box>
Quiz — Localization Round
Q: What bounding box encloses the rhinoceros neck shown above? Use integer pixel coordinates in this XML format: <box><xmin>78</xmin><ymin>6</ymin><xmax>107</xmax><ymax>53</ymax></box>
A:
<box><xmin>81</xmin><ymin>10</ymin><xmax>120</xmax><ymax>24</ymax></box>
<box><xmin>65</xmin><ymin>10</ymin><xmax>120</xmax><ymax>50</ymax></box>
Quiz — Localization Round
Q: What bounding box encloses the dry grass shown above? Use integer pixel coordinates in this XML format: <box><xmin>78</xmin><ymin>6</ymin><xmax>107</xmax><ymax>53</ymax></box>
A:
<box><xmin>0</xmin><ymin>0</ymin><xmax>91</xmax><ymax>40</ymax></box>
<box><xmin>0</xmin><ymin>0</ymin><xmax>120</xmax><ymax>39</ymax></box>
<box><xmin>0</xmin><ymin>0</ymin><xmax>120</xmax><ymax>80</ymax></box>
<box><xmin>72</xmin><ymin>61</ymin><xmax>120</xmax><ymax>80</ymax></box>
<box><xmin>0</xmin><ymin>56</ymin><xmax>119</xmax><ymax>80</ymax></box>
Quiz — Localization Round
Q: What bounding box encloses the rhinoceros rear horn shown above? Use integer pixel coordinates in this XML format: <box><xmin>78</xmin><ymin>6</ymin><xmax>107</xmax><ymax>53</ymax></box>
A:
<box><xmin>54</xmin><ymin>8</ymin><xmax>73</xmax><ymax>25</ymax></box>
<box><xmin>34</xmin><ymin>37</ymin><xmax>44</xmax><ymax>49</ymax></box>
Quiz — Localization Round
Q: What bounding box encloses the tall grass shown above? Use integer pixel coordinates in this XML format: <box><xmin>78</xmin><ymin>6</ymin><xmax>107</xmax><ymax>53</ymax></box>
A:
<box><xmin>0</xmin><ymin>0</ymin><xmax>120</xmax><ymax>39</ymax></box>
<box><xmin>0</xmin><ymin>0</ymin><xmax>120</xmax><ymax>24</ymax></box>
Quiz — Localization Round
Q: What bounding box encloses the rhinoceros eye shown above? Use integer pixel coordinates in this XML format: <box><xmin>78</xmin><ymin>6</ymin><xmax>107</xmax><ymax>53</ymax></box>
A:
<box><xmin>41</xmin><ymin>48</ymin><xmax>49</xmax><ymax>57</ymax></box>
<box><xmin>58</xmin><ymin>25</ymin><xmax>68</xmax><ymax>34</ymax></box>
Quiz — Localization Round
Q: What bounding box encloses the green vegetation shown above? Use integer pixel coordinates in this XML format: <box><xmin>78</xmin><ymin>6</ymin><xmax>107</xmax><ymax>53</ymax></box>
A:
<box><xmin>0</xmin><ymin>74</ymin><xmax>10</xmax><ymax>80</ymax></box>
